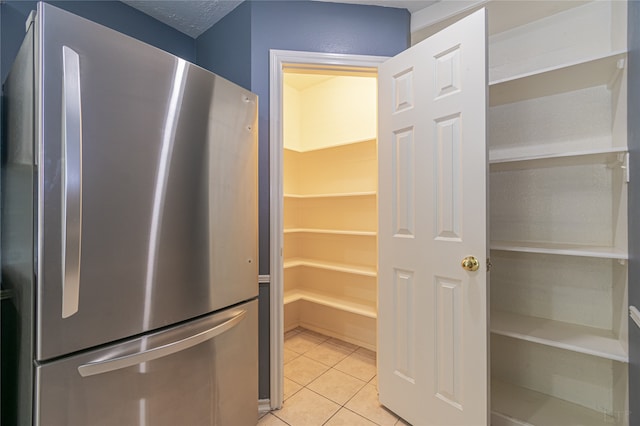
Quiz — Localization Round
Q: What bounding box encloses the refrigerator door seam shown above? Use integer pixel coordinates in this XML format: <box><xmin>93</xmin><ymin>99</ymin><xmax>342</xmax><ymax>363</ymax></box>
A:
<box><xmin>77</xmin><ymin>309</ymin><xmax>247</xmax><ymax>377</ymax></box>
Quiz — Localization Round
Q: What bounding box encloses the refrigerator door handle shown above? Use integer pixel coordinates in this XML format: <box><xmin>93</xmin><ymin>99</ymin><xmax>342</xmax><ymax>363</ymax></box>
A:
<box><xmin>77</xmin><ymin>309</ymin><xmax>247</xmax><ymax>377</ymax></box>
<box><xmin>61</xmin><ymin>46</ymin><xmax>83</xmax><ymax>319</ymax></box>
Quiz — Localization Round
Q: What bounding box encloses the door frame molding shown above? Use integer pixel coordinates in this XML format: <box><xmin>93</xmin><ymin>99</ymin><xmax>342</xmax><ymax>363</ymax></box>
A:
<box><xmin>269</xmin><ymin>49</ymin><xmax>388</xmax><ymax>409</ymax></box>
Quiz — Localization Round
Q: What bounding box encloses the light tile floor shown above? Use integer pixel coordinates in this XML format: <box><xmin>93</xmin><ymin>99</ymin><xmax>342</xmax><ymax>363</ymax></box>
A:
<box><xmin>258</xmin><ymin>328</ymin><xmax>411</xmax><ymax>426</ymax></box>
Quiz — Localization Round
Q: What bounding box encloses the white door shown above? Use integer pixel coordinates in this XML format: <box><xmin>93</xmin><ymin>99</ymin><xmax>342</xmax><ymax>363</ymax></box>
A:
<box><xmin>377</xmin><ymin>9</ymin><xmax>488</xmax><ymax>426</ymax></box>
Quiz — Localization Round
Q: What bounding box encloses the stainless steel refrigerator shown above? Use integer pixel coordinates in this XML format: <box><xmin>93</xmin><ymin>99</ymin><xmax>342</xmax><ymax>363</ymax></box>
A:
<box><xmin>1</xmin><ymin>3</ymin><xmax>258</xmax><ymax>425</ymax></box>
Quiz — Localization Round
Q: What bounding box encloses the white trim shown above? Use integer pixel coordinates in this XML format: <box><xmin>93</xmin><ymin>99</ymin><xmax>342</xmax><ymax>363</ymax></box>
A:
<box><xmin>411</xmin><ymin>0</ymin><xmax>486</xmax><ymax>33</ymax></box>
<box><xmin>269</xmin><ymin>50</ymin><xmax>285</xmax><ymax>411</ymax></box>
<box><xmin>269</xmin><ymin>49</ymin><xmax>387</xmax><ymax>410</ymax></box>
<box><xmin>258</xmin><ymin>399</ymin><xmax>271</xmax><ymax>414</ymax></box>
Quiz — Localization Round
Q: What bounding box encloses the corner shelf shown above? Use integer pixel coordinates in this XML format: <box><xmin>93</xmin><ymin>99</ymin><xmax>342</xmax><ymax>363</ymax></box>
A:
<box><xmin>491</xmin><ymin>310</ymin><xmax>627</xmax><ymax>363</ymax></box>
<box><xmin>284</xmin><ymin>191</ymin><xmax>376</xmax><ymax>199</ymax></box>
<box><xmin>283</xmin><ymin>257</ymin><xmax>377</xmax><ymax>277</ymax></box>
<box><xmin>283</xmin><ymin>289</ymin><xmax>376</xmax><ymax>319</ymax></box>
<box><xmin>284</xmin><ymin>137</ymin><xmax>376</xmax><ymax>153</ymax></box>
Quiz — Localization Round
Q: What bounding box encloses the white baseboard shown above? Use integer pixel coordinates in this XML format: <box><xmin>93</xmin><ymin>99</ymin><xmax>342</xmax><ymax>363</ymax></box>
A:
<box><xmin>258</xmin><ymin>399</ymin><xmax>271</xmax><ymax>414</ymax></box>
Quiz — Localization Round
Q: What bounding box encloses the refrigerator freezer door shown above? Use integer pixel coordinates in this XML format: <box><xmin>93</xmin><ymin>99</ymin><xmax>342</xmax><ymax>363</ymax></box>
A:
<box><xmin>35</xmin><ymin>300</ymin><xmax>258</xmax><ymax>426</ymax></box>
<box><xmin>35</xmin><ymin>4</ymin><xmax>258</xmax><ymax>360</ymax></box>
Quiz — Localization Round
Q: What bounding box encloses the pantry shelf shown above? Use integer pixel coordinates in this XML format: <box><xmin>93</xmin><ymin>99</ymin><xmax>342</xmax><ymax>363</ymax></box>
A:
<box><xmin>284</xmin><ymin>228</ymin><xmax>376</xmax><ymax>237</ymax></box>
<box><xmin>284</xmin><ymin>257</ymin><xmax>377</xmax><ymax>277</ymax></box>
<box><xmin>491</xmin><ymin>310</ymin><xmax>628</xmax><ymax>362</ymax></box>
<box><xmin>489</xmin><ymin>146</ymin><xmax>628</xmax><ymax>167</ymax></box>
<box><xmin>491</xmin><ymin>380</ymin><xmax>616</xmax><ymax>426</ymax></box>
<box><xmin>283</xmin><ymin>289</ymin><xmax>376</xmax><ymax>319</ymax></box>
<box><xmin>284</xmin><ymin>191</ymin><xmax>376</xmax><ymax>199</ymax></box>
<box><xmin>490</xmin><ymin>241</ymin><xmax>628</xmax><ymax>260</ymax></box>
<box><xmin>489</xmin><ymin>50</ymin><xmax>627</xmax><ymax>106</ymax></box>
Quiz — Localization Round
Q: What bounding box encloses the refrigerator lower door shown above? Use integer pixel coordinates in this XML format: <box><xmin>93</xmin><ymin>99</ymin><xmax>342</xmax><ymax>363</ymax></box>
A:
<box><xmin>34</xmin><ymin>300</ymin><xmax>257</xmax><ymax>426</ymax></box>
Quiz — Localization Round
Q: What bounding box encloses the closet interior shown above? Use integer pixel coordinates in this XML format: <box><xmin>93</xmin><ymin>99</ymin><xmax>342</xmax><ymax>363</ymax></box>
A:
<box><xmin>282</xmin><ymin>70</ymin><xmax>378</xmax><ymax>350</ymax></box>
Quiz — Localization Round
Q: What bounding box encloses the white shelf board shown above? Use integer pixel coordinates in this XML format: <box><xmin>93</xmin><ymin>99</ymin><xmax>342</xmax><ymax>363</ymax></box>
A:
<box><xmin>284</xmin><ymin>228</ymin><xmax>376</xmax><ymax>237</ymax></box>
<box><xmin>486</xmin><ymin>0</ymin><xmax>588</xmax><ymax>36</ymax></box>
<box><xmin>283</xmin><ymin>289</ymin><xmax>376</xmax><ymax>319</ymax></box>
<box><xmin>412</xmin><ymin>0</ymin><xmax>585</xmax><ymax>39</ymax></box>
<box><xmin>491</xmin><ymin>380</ymin><xmax>616</xmax><ymax>426</ymax></box>
<box><xmin>489</xmin><ymin>146</ymin><xmax>628</xmax><ymax>167</ymax></box>
<box><xmin>489</xmin><ymin>50</ymin><xmax>627</xmax><ymax>106</ymax></box>
<box><xmin>284</xmin><ymin>191</ymin><xmax>376</xmax><ymax>199</ymax></box>
<box><xmin>491</xmin><ymin>310</ymin><xmax>628</xmax><ymax>362</ymax></box>
<box><xmin>490</xmin><ymin>241</ymin><xmax>628</xmax><ymax>260</ymax></box>
<box><xmin>283</xmin><ymin>137</ymin><xmax>376</xmax><ymax>153</ymax></box>
<box><xmin>283</xmin><ymin>257</ymin><xmax>377</xmax><ymax>277</ymax></box>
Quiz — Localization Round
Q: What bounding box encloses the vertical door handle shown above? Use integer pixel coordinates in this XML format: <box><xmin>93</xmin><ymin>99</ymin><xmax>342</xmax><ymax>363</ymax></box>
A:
<box><xmin>61</xmin><ymin>46</ymin><xmax>83</xmax><ymax>318</ymax></box>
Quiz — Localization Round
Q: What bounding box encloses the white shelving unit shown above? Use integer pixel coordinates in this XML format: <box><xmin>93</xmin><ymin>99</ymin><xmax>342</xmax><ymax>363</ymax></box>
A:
<box><xmin>485</xmin><ymin>1</ymin><xmax>629</xmax><ymax>424</ymax></box>
<box><xmin>283</xmin><ymin>138</ymin><xmax>377</xmax><ymax>349</ymax></box>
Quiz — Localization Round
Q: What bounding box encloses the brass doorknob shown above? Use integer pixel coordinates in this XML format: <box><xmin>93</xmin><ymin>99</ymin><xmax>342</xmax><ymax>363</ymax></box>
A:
<box><xmin>461</xmin><ymin>256</ymin><xmax>479</xmax><ymax>272</ymax></box>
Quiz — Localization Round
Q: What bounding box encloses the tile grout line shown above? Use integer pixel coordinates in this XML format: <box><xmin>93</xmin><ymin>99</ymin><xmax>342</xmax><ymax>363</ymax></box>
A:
<box><xmin>280</xmin><ymin>327</ymin><xmax>389</xmax><ymax>426</ymax></box>
<box><xmin>303</xmin><ymin>374</ymin><xmax>379</xmax><ymax>426</ymax></box>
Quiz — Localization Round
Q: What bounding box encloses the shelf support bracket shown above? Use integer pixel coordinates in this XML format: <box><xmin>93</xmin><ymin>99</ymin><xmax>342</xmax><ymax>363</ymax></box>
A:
<box><xmin>611</xmin><ymin>153</ymin><xmax>630</xmax><ymax>183</ymax></box>
<box><xmin>607</xmin><ymin>58</ymin><xmax>625</xmax><ymax>90</ymax></box>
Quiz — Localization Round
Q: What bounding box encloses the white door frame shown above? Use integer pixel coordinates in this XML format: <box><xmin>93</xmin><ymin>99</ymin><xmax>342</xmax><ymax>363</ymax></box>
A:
<box><xmin>268</xmin><ymin>49</ymin><xmax>388</xmax><ymax>410</ymax></box>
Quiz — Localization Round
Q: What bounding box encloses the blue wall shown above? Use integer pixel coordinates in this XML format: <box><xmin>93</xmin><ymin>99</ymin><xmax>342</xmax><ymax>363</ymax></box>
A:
<box><xmin>1</xmin><ymin>0</ymin><xmax>196</xmax><ymax>84</ymax></box>
<box><xmin>202</xmin><ymin>0</ymin><xmax>411</xmax><ymax>277</ymax></box>
<box><xmin>628</xmin><ymin>2</ymin><xmax>639</xmax><ymax>425</ymax></box>
<box><xmin>249</xmin><ymin>0</ymin><xmax>409</xmax><ymax>277</ymax></box>
<box><xmin>194</xmin><ymin>0</ymin><xmax>410</xmax><ymax>401</ymax></box>
<box><xmin>195</xmin><ymin>2</ymin><xmax>252</xmax><ymax>91</ymax></box>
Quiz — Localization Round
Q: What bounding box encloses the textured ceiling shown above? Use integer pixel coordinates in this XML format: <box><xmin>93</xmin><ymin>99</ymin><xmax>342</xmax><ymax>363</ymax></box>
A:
<box><xmin>122</xmin><ymin>0</ymin><xmax>437</xmax><ymax>39</ymax></box>
<box><xmin>122</xmin><ymin>0</ymin><xmax>244</xmax><ymax>38</ymax></box>
<box><xmin>321</xmin><ymin>0</ymin><xmax>437</xmax><ymax>13</ymax></box>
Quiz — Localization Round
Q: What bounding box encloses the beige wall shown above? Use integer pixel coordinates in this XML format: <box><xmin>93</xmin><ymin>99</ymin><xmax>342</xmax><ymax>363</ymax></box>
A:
<box><xmin>284</xmin><ymin>74</ymin><xmax>376</xmax><ymax>151</ymax></box>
